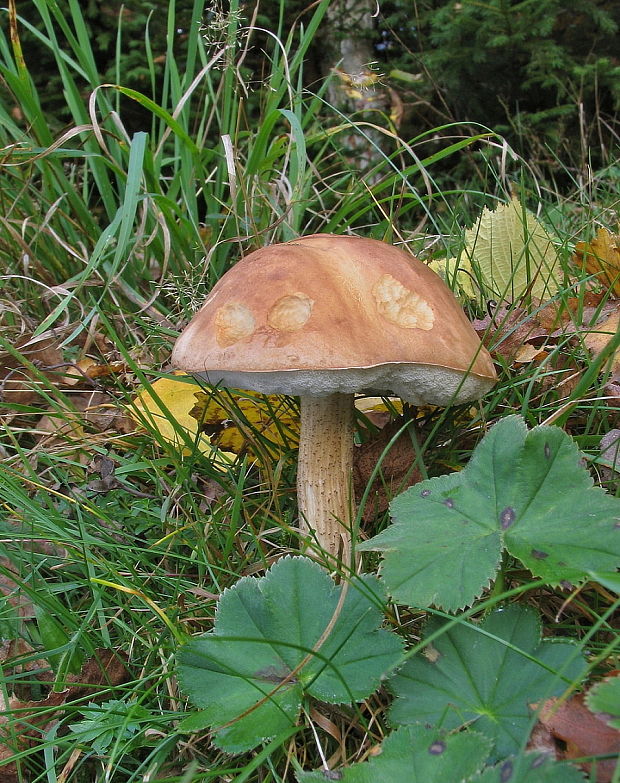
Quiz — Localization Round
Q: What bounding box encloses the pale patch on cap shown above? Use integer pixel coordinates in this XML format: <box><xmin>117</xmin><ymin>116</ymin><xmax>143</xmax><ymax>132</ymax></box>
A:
<box><xmin>267</xmin><ymin>292</ymin><xmax>314</xmax><ymax>331</ymax></box>
<box><xmin>215</xmin><ymin>302</ymin><xmax>256</xmax><ymax>347</ymax></box>
<box><xmin>372</xmin><ymin>274</ymin><xmax>434</xmax><ymax>330</ymax></box>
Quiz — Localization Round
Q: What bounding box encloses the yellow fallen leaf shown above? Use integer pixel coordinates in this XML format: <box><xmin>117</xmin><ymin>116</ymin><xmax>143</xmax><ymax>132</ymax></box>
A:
<box><xmin>132</xmin><ymin>382</ymin><xmax>412</xmax><ymax>466</ymax></box>
<box><xmin>464</xmin><ymin>196</ymin><xmax>562</xmax><ymax>301</ymax></box>
<box><xmin>427</xmin><ymin>256</ymin><xmax>477</xmax><ymax>299</ymax></box>
<box><xmin>355</xmin><ymin>397</ymin><xmax>404</xmax><ymax>415</ymax></box>
<box><xmin>129</xmin><ymin>375</ymin><xmax>236</xmax><ymax>466</ymax></box>
<box><xmin>574</xmin><ymin>226</ymin><xmax>620</xmax><ymax>296</ymax></box>
<box><xmin>355</xmin><ymin>396</ymin><xmax>404</xmax><ymax>428</ymax></box>
<box><xmin>190</xmin><ymin>389</ymin><xmax>299</xmax><ymax>458</ymax></box>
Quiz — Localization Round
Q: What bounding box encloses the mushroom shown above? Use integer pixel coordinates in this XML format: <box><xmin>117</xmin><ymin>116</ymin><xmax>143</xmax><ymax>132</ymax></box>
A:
<box><xmin>172</xmin><ymin>234</ymin><xmax>497</xmax><ymax>562</ymax></box>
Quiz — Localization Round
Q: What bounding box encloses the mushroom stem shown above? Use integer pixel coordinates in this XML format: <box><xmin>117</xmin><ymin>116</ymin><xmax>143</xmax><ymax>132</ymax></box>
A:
<box><xmin>297</xmin><ymin>393</ymin><xmax>355</xmax><ymax>561</ymax></box>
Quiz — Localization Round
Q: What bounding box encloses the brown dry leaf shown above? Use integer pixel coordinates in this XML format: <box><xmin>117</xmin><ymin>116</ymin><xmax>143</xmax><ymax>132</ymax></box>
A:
<box><xmin>538</xmin><ymin>693</ymin><xmax>620</xmax><ymax>782</ymax></box>
<box><xmin>309</xmin><ymin>706</ymin><xmax>343</xmax><ymax>768</ymax></box>
<box><xmin>0</xmin><ymin>638</ymin><xmax>48</xmax><ymax>682</ymax></box>
<box><xmin>83</xmin><ymin>454</ymin><xmax>152</xmax><ymax>501</ymax></box>
<box><xmin>79</xmin><ymin>361</ymin><xmax>125</xmax><ymax>379</ymax></box>
<box><xmin>30</xmin><ymin>392</ymin><xmax>134</xmax><ymax>458</ymax></box>
<box><xmin>0</xmin><ymin>649</ymin><xmax>130</xmax><ymax>782</ymax></box>
<box><xmin>353</xmin><ymin>416</ymin><xmax>422</xmax><ymax>524</ymax></box>
<box><xmin>574</xmin><ymin>227</ymin><xmax>620</xmax><ymax>296</ymax></box>
<box><xmin>66</xmin><ymin>648</ymin><xmax>130</xmax><ymax>691</ymax></box>
<box><xmin>474</xmin><ymin>295</ymin><xmax>611</xmax><ymax>363</ymax></box>
<box><xmin>536</xmin><ymin>295</ymin><xmax>590</xmax><ymax>332</ymax></box>
<box><xmin>0</xmin><ymin>558</ymin><xmax>34</xmax><ymax>624</ymax></box>
<box><xmin>388</xmin><ymin>86</ymin><xmax>404</xmax><ymax>128</ymax></box>
<box><xmin>33</xmin><ymin>410</ymin><xmax>86</xmax><ymax>453</ymax></box>
<box><xmin>61</xmin><ymin>358</ymin><xmax>126</xmax><ymax>386</ymax></box>
<box><xmin>0</xmin><ymin>692</ymin><xmax>26</xmax><ymax>782</ymax></box>
<box><xmin>514</xmin><ymin>343</ymin><xmax>550</xmax><ymax>364</ymax></box>
<box><xmin>599</xmin><ymin>429</ymin><xmax>620</xmax><ymax>473</ymax></box>
<box><xmin>474</xmin><ymin>302</ymin><xmax>594</xmax><ymax>397</ymax></box>
<box><xmin>538</xmin><ymin>354</ymin><xmax>583</xmax><ymax>399</ymax></box>
<box><xmin>74</xmin><ymin>390</ymin><xmax>135</xmax><ymax>434</ymax></box>
<box><xmin>583</xmin><ymin>306</ymin><xmax>620</xmax><ymax>381</ymax></box>
<box><xmin>39</xmin><ymin>391</ymin><xmax>136</xmax><ymax>439</ymax></box>
<box><xmin>475</xmin><ymin>298</ymin><xmax>620</xmax><ymax>397</ymax></box>
<box><xmin>0</xmin><ymin>334</ymin><xmax>64</xmax><ymax>405</ymax></box>
<box><xmin>526</xmin><ymin>720</ymin><xmax>558</xmax><ymax>757</ymax></box>
<box><xmin>473</xmin><ymin>304</ymin><xmax>551</xmax><ymax>362</ymax></box>
<box><xmin>605</xmin><ymin>380</ymin><xmax>620</xmax><ymax>406</ymax></box>
<box><xmin>61</xmin><ymin>358</ymin><xmax>100</xmax><ymax>386</ymax></box>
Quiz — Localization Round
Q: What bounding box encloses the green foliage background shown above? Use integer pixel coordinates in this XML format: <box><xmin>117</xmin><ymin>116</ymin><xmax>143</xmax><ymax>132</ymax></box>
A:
<box><xmin>12</xmin><ymin>0</ymin><xmax>620</xmax><ymax>184</ymax></box>
<box><xmin>12</xmin><ymin>0</ymin><xmax>198</xmax><ymax>132</ymax></box>
<box><xmin>0</xmin><ymin>1</ymin><xmax>618</xmax><ymax>779</ymax></box>
<box><xmin>379</xmin><ymin>0</ymin><xmax>620</xmax><ymax>177</ymax></box>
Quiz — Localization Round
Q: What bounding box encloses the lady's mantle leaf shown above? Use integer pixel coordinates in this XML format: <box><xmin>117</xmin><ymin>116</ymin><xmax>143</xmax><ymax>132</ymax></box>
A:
<box><xmin>586</xmin><ymin>674</ymin><xmax>620</xmax><ymax>729</ymax></box>
<box><xmin>296</xmin><ymin>725</ymin><xmax>491</xmax><ymax>782</ymax></box>
<box><xmin>176</xmin><ymin>556</ymin><xmax>403</xmax><ymax>753</ymax></box>
<box><xmin>68</xmin><ymin>699</ymin><xmax>151</xmax><ymax>754</ymax></box>
<box><xmin>359</xmin><ymin>415</ymin><xmax>620</xmax><ymax>611</ymax></box>
<box><xmin>471</xmin><ymin>754</ymin><xmax>586</xmax><ymax>782</ymax></box>
<box><xmin>389</xmin><ymin>605</ymin><xmax>587</xmax><ymax>759</ymax></box>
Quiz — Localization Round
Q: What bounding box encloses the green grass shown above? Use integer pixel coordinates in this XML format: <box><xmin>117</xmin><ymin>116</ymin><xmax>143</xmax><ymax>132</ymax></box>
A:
<box><xmin>0</xmin><ymin>1</ymin><xmax>619</xmax><ymax>781</ymax></box>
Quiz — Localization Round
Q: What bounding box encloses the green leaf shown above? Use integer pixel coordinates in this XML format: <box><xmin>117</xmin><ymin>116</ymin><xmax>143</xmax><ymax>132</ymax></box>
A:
<box><xmin>587</xmin><ymin>571</ymin><xmax>620</xmax><ymax>594</ymax></box>
<box><xmin>360</xmin><ymin>415</ymin><xmax>620</xmax><ymax>610</ymax></box>
<box><xmin>176</xmin><ymin>556</ymin><xmax>404</xmax><ymax>753</ymax></box>
<box><xmin>464</xmin><ymin>197</ymin><xmax>562</xmax><ymax>301</ymax></box>
<box><xmin>389</xmin><ymin>605</ymin><xmax>587</xmax><ymax>759</ymax></box>
<box><xmin>68</xmin><ymin>700</ymin><xmax>151</xmax><ymax>754</ymax></box>
<box><xmin>585</xmin><ymin>675</ymin><xmax>620</xmax><ymax>729</ymax></box>
<box><xmin>36</xmin><ymin>609</ymin><xmax>83</xmax><ymax>675</ymax></box>
<box><xmin>296</xmin><ymin>725</ymin><xmax>491</xmax><ymax>782</ymax></box>
<box><xmin>471</xmin><ymin>754</ymin><xmax>586</xmax><ymax>782</ymax></box>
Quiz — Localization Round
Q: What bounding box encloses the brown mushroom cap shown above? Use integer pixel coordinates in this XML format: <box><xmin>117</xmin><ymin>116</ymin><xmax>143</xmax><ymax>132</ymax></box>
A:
<box><xmin>172</xmin><ymin>234</ymin><xmax>497</xmax><ymax>405</ymax></box>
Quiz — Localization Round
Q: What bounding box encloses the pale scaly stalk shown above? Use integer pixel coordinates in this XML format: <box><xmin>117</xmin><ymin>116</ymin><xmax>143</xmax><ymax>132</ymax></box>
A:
<box><xmin>297</xmin><ymin>393</ymin><xmax>355</xmax><ymax>562</ymax></box>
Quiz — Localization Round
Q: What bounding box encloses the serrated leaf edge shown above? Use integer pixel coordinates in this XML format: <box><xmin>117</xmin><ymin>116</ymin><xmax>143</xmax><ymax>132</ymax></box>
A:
<box><xmin>584</xmin><ymin>672</ymin><xmax>620</xmax><ymax>721</ymax></box>
<box><xmin>378</xmin><ymin>545</ymin><xmax>503</xmax><ymax>613</ymax></box>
